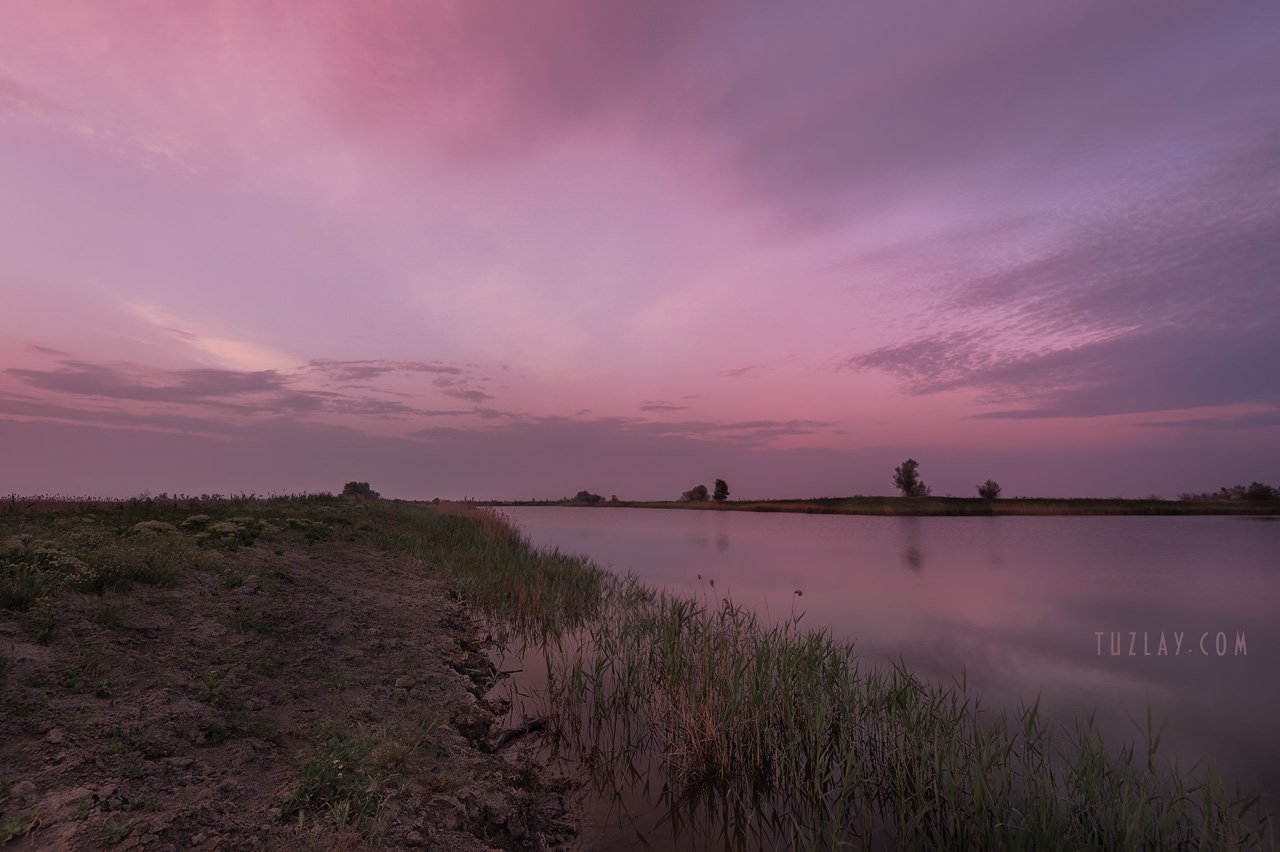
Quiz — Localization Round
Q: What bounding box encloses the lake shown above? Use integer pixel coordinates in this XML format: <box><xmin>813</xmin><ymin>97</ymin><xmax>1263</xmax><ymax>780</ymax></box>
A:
<box><xmin>500</xmin><ymin>506</ymin><xmax>1279</xmax><ymax>843</ymax></box>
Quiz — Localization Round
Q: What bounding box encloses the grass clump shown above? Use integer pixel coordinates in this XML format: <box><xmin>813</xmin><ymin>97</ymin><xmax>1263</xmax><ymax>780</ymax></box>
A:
<box><xmin>98</xmin><ymin>817</ymin><xmax>131</xmax><ymax>844</ymax></box>
<box><xmin>284</xmin><ymin>734</ymin><xmax>379</xmax><ymax>828</ymax></box>
<box><xmin>0</xmin><ymin>813</ymin><xmax>37</xmax><ymax>844</ymax></box>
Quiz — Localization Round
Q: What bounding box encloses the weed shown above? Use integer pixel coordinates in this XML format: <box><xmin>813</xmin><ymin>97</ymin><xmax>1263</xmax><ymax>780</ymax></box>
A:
<box><xmin>119</xmin><ymin>755</ymin><xmax>144</xmax><ymax>780</ymax></box>
<box><xmin>68</xmin><ymin>798</ymin><xmax>91</xmax><ymax>821</ymax></box>
<box><xmin>91</xmin><ymin>599</ymin><xmax>124</xmax><ymax>628</ymax></box>
<box><xmin>126</xmin><ymin>792</ymin><xmax>157</xmax><ymax>812</ymax></box>
<box><xmin>0</xmin><ymin>688</ymin><xmax>47</xmax><ymax>718</ymax></box>
<box><xmin>98</xmin><ymin>817</ymin><xmax>131</xmax><ymax>844</ymax></box>
<box><xmin>29</xmin><ymin>598</ymin><xmax>56</xmax><ymax>643</ymax></box>
<box><xmin>197</xmin><ymin>671</ymin><xmax>223</xmax><ymax>705</ymax></box>
<box><xmin>63</xmin><ymin>650</ymin><xmax>109</xmax><ymax>695</ymax></box>
<box><xmin>284</xmin><ymin>734</ymin><xmax>378</xmax><ymax>828</ymax></box>
<box><xmin>0</xmin><ymin>813</ymin><xmax>37</xmax><ymax>844</ymax></box>
<box><xmin>200</xmin><ymin>706</ymin><xmax>281</xmax><ymax>746</ymax></box>
<box><xmin>229</xmin><ymin>598</ymin><xmax>274</xmax><ymax>634</ymax></box>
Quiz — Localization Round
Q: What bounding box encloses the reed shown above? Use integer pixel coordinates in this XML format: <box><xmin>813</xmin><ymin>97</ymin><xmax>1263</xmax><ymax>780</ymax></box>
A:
<box><xmin>400</xmin><ymin>503</ymin><xmax>1274</xmax><ymax>851</ymax></box>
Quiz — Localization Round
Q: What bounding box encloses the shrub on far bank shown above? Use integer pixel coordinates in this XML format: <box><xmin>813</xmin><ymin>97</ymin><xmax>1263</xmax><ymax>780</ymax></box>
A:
<box><xmin>1179</xmin><ymin>481</ymin><xmax>1278</xmax><ymax>502</ymax></box>
<box><xmin>680</xmin><ymin>485</ymin><xmax>709</xmax><ymax>502</ymax></box>
<box><xmin>340</xmin><ymin>482</ymin><xmax>381</xmax><ymax>500</ymax></box>
<box><xmin>977</xmin><ymin>480</ymin><xmax>1002</xmax><ymax>499</ymax></box>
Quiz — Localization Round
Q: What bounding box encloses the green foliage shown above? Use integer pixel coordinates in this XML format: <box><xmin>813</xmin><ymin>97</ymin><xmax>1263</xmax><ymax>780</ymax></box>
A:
<box><xmin>0</xmin><ymin>813</ymin><xmax>37</xmax><ymax>844</ymax></box>
<box><xmin>98</xmin><ymin>818</ymin><xmax>131</xmax><ymax>844</ymax></box>
<box><xmin>892</xmin><ymin>458</ymin><xmax>930</xmax><ymax>497</ymax></box>
<box><xmin>285</xmin><ymin>735</ymin><xmax>378</xmax><ymax>827</ymax></box>
<box><xmin>977</xmin><ymin>479</ymin><xmax>1002</xmax><ymax>499</ymax></box>
<box><xmin>680</xmin><ymin>484</ymin><xmax>709</xmax><ymax>502</ymax></box>
<box><xmin>713</xmin><ymin>479</ymin><xmax>729</xmax><ymax>502</ymax></box>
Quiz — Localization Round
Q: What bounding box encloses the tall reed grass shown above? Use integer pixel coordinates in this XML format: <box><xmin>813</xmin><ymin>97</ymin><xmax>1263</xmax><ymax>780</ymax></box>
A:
<box><xmin>387</xmin><ymin>503</ymin><xmax>1273</xmax><ymax>851</ymax></box>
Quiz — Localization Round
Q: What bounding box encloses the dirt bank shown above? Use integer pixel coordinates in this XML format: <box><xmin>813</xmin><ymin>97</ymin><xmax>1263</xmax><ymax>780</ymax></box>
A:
<box><xmin>1</xmin><ymin>518</ymin><xmax>575</xmax><ymax>850</ymax></box>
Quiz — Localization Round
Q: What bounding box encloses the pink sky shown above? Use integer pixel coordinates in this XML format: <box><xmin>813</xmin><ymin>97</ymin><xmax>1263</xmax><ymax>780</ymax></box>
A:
<box><xmin>2</xmin><ymin>1</ymin><xmax>1278</xmax><ymax>499</ymax></box>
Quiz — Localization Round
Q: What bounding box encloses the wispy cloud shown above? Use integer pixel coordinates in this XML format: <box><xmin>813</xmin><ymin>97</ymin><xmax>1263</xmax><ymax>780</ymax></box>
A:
<box><xmin>639</xmin><ymin>400</ymin><xmax>690</xmax><ymax>412</ymax></box>
<box><xmin>3</xmin><ymin>360</ymin><xmax>444</xmax><ymax>423</ymax></box>
<box><xmin>8</xmin><ymin>361</ymin><xmax>302</xmax><ymax>404</ymax></box>
<box><xmin>26</xmin><ymin>343</ymin><xmax>70</xmax><ymax>357</ymax></box>
<box><xmin>1140</xmin><ymin>409</ymin><xmax>1280</xmax><ymax>431</ymax></box>
<box><xmin>843</xmin><ymin>133</ymin><xmax>1280</xmax><ymax>420</ymax></box>
<box><xmin>431</xmin><ymin>376</ymin><xmax>493</xmax><ymax>403</ymax></box>
<box><xmin>307</xmin><ymin>359</ymin><xmax>465</xmax><ymax>382</ymax></box>
<box><xmin>718</xmin><ymin>364</ymin><xmax>767</xmax><ymax>379</ymax></box>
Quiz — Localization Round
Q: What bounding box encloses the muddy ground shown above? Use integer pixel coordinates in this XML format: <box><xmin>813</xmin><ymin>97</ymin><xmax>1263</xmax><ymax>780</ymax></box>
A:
<box><xmin>0</xmin><ymin>530</ymin><xmax>577</xmax><ymax>850</ymax></box>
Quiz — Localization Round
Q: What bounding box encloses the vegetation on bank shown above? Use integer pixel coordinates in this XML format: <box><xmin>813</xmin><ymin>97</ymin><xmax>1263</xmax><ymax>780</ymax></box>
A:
<box><xmin>493</xmin><ymin>462</ymin><xmax>1279</xmax><ymax>515</ymax></box>
<box><xmin>4</xmin><ymin>494</ymin><xmax>1274</xmax><ymax>849</ymax></box>
<box><xmin>354</xmin><ymin>501</ymin><xmax>1274</xmax><ymax>850</ymax></box>
<box><xmin>0</xmin><ymin>493</ymin><xmax>571</xmax><ymax>848</ymax></box>
<box><xmin>486</xmin><ymin>495</ymin><xmax>1280</xmax><ymax>516</ymax></box>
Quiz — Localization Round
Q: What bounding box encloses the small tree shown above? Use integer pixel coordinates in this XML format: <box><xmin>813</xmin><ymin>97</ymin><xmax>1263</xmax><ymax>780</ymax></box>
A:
<box><xmin>977</xmin><ymin>479</ymin><xmax>1001</xmax><ymax>499</ymax></box>
<box><xmin>341</xmin><ymin>481</ymin><xmax>380</xmax><ymax>500</ymax></box>
<box><xmin>680</xmin><ymin>484</ymin><xmax>709</xmax><ymax>502</ymax></box>
<box><xmin>713</xmin><ymin>479</ymin><xmax>729</xmax><ymax>502</ymax></box>
<box><xmin>573</xmin><ymin>490</ymin><xmax>603</xmax><ymax>504</ymax></box>
<box><xmin>892</xmin><ymin>459</ymin><xmax>930</xmax><ymax>497</ymax></box>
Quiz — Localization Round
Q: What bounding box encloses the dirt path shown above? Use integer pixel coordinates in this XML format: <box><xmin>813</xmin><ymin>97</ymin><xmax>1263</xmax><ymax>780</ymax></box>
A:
<box><xmin>1</xmin><ymin>534</ymin><xmax>575</xmax><ymax>850</ymax></box>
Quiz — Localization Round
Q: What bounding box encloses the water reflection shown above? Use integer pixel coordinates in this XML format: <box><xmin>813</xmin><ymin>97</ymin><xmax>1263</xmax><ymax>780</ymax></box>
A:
<box><xmin>502</xmin><ymin>508</ymin><xmax>1280</xmax><ymax>847</ymax></box>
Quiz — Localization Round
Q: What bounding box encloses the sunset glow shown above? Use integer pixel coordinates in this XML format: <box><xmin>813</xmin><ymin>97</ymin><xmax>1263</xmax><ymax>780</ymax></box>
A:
<box><xmin>3</xmin><ymin>1</ymin><xmax>1278</xmax><ymax>499</ymax></box>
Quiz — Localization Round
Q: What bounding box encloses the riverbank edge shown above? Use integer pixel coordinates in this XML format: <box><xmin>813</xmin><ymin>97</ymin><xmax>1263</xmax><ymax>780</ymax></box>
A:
<box><xmin>484</xmin><ymin>496</ymin><xmax>1280</xmax><ymax>516</ymax></box>
<box><xmin>0</xmin><ymin>497</ymin><xmax>577</xmax><ymax>851</ymax></box>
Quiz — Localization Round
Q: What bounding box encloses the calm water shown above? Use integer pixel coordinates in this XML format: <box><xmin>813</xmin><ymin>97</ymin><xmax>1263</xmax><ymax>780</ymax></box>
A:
<box><xmin>501</xmin><ymin>506</ymin><xmax>1280</xmax><ymax>838</ymax></box>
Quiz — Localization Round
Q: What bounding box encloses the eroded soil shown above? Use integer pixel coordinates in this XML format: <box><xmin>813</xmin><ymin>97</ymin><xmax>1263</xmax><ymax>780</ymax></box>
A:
<box><xmin>1</xmin><ymin>533</ymin><xmax>575</xmax><ymax>850</ymax></box>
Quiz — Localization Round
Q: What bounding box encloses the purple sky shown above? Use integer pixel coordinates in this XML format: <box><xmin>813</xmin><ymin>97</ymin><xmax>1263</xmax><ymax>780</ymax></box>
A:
<box><xmin>2</xmin><ymin>1</ymin><xmax>1278</xmax><ymax>500</ymax></box>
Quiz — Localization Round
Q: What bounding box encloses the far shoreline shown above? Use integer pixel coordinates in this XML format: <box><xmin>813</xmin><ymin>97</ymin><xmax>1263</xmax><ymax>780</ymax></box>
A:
<box><xmin>481</xmin><ymin>496</ymin><xmax>1280</xmax><ymax>516</ymax></box>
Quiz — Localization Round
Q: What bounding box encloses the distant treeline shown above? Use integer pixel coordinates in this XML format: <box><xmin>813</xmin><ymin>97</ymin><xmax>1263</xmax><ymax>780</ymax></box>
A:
<box><xmin>1179</xmin><ymin>481</ymin><xmax>1278</xmax><ymax>502</ymax></box>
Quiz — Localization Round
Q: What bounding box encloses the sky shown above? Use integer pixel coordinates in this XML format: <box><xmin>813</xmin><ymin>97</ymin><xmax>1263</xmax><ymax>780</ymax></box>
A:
<box><xmin>1</xmin><ymin>1</ymin><xmax>1278</xmax><ymax>500</ymax></box>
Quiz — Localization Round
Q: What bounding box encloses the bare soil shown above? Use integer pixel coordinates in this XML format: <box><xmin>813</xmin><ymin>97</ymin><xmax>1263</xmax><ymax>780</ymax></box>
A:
<box><xmin>0</xmin><ymin>536</ymin><xmax>577</xmax><ymax>850</ymax></box>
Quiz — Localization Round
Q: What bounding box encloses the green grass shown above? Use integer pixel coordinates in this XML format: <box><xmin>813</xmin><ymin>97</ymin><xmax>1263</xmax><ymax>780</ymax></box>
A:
<box><xmin>0</xmin><ymin>813</ymin><xmax>37</xmax><ymax>845</ymax></box>
<box><xmin>98</xmin><ymin>817</ymin><xmax>131</xmax><ymax>844</ymax></box>
<box><xmin>284</xmin><ymin>733</ymin><xmax>379</xmax><ymax>828</ymax></box>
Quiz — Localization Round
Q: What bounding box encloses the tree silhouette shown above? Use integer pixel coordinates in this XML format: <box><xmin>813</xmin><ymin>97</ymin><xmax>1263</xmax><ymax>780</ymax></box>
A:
<box><xmin>713</xmin><ymin>479</ymin><xmax>730</xmax><ymax>502</ymax></box>
<box><xmin>341</xmin><ymin>481</ymin><xmax>380</xmax><ymax>500</ymax></box>
<box><xmin>977</xmin><ymin>480</ymin><xmax>1002</xmax><ymax>499</ymax></box>
<box><xmin>892</xmin><ymin>459</ymin><xmax>930</xmax><ymax>497</ymax></box>
<box><xmin>680</xmin><ymin>484</ymin><xmax>709</xmax><ymax>501</ymax></box>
